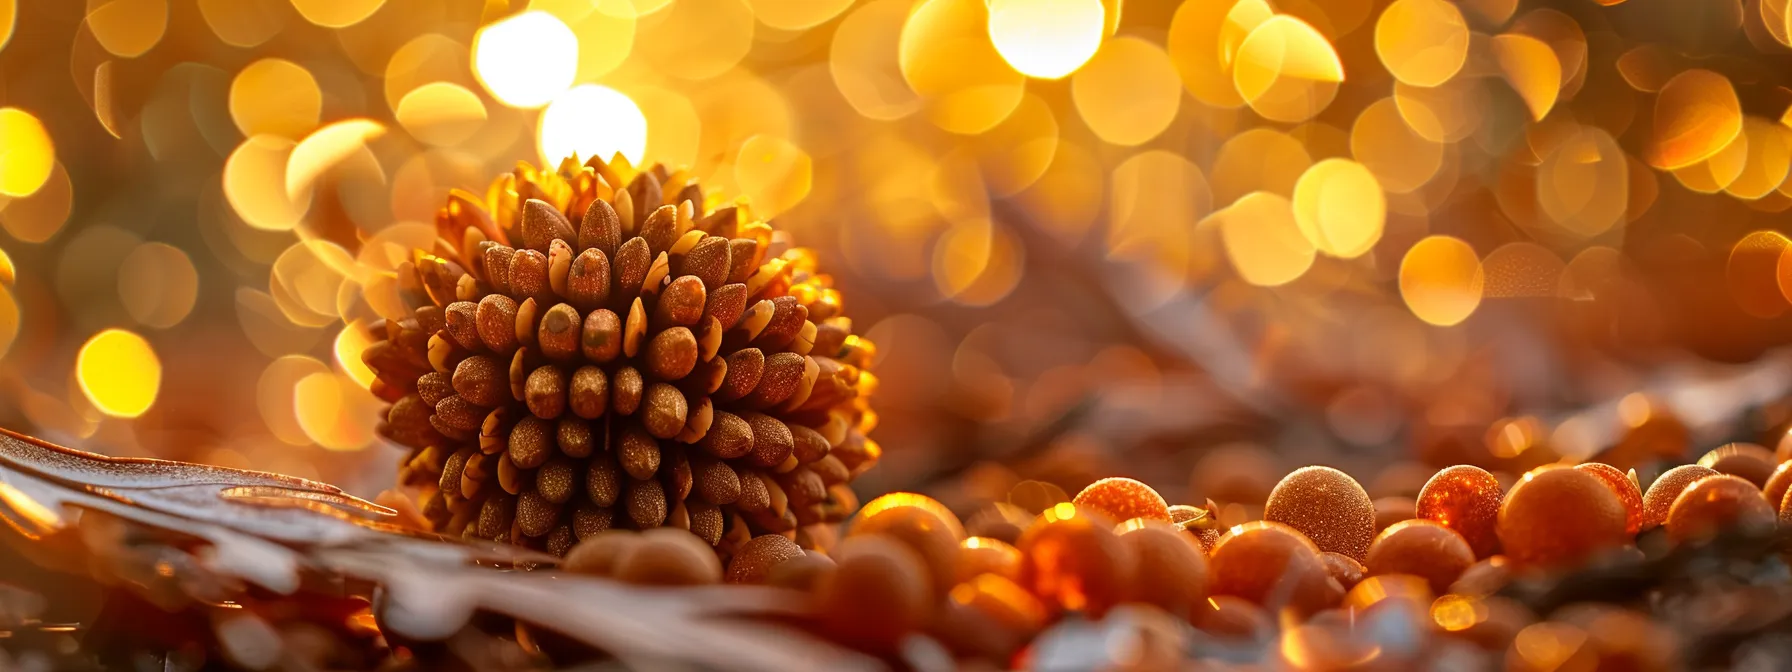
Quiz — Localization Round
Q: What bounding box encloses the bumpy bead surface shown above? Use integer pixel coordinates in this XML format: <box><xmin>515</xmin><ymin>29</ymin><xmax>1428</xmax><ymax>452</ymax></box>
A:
<box><xmin>1263</xmin><ymin>466</ymin><xmax>1376</xmax><ymax>562</ymax></box>
<box><xmin>1416</xmin><ymin>465</ymin><xmax>1504</xmax><ymax>558</ymax></box>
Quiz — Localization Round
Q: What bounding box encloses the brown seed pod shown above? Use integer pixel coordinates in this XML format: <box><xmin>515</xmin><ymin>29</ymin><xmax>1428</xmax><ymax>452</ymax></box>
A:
<box><xmin>1664</xmin><ymin>474</ymin><xmax>1775</xmax><ymax>544</ymax></box>
<box><xmin>1364</xmin><ymin>519</ymin><xmax>1474</xmax><ymax>595</ymax></box>
<box><xmin>1207</xmin><ymin>521</ymin><xmax>1340</xmax><ymax>616</ymax></box>
<box><xmin>1497</xmin><ymin>467</ymin><xmax>1628</xmax><ymax>570</ymax></box>
<box><xmin>1071</xmin><ymin>477</ymin><xmax>1171</xmax><ymax>525</ymax></box>
<box><xmin>1415</xmin><ymin>465</ymin><xmax>1504</xmax><ymax>559</ymax></box>
<box><xmin>1640</xmin><ymin>464</ymin><xmax>1719</xmax><ymax>530</ymax></box>
<box><xmin>1117</xmin><ymin>519</ymin><xmax>1210</xmax><ymax>620</ymax></box>
<box><xmin>1263</xmin><ymin>466</ymin><xmax>1376</xmax><ymax>562</ymax></box>
<box><xmin>1575</xmin><ymin>462</ymin><xmax>1644</xmax><ymax>535</ymax></box>
<box><xmin>1015</xmin><ymin>503</ymin><xmax>1135</xmax><ymax>618</ymax></box>
<box><xmin>362</xmin><ymin>157</ymin><xmax>879</xmax><ymax>555</ymax></box>
<box><xmin>1696</xmin><ymin>443</ymin><xmax>1776</xmax><ymax>488</ymax></box>
<box><xmin>725</xmin><ymin>534</ymin><xmax>804</xmax><ymax>584</ymax></box>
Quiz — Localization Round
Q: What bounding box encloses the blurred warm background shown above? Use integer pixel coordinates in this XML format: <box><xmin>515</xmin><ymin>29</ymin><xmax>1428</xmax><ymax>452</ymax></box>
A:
<box><xmin>2</xmin><ymin>0</ymin><xmax>1792</xmax><ymax>513</ymax></box>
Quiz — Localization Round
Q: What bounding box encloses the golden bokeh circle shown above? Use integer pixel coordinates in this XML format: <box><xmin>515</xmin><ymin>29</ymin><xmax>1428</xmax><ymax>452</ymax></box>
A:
<box><xmin>1374</xmin><ymin>0</ymin><xmax>1470</xmax><ymax>88</ymax></box>
<box><xmin>1400</xmin><ymin>236</ymin><xmax>1484</xmax><ymax>327</ymax></box>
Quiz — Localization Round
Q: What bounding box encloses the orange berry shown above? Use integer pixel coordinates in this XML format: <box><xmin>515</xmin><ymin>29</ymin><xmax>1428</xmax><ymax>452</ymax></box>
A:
<box><xmin>1117</xmin><ymin>519</ymin><xmax>1209</xmax><ymax>620</ymax></box>
<box><xmin>1575</xmin><ymin>462</ymin><xmax>1644</xmax><ymax>535</ymax></box>
<box><xmin>1319</xmin><ymin>552</ymin><xmax>1365</xmax><ymax>590</ymax></box>
<box><xmin>563</xmin><ymin>530</ymin><xmax>639</xmax><ymax>576</ymax></box>
<box><xmin>1071</xmin><ymin>477</ymin><xmax>1170</xmax><ymax>524</ymax></box>
<box><xmin>611</xmin><ymin>528</ymin><xmax>722</xmax><ymax>586</ymax></box>
<box><xmin>1665</xmin><ymin>474</ymin><xmax>1775</xmax><ymax>544</ymax></box>
<box><xmin>1373</xmin><ymin>496</ymin><xmax>1415</xmax><ymax>532</ymax></box>
<box><xmin>1015</xmin><ymin>503</ymin><xmax>1134</xmax><ymax>618</ymax></box>
<box><xmin>1192</xmin><ymin>595</ymin><xmax>1273</xmax><ymax>640</ymax></box>
<box><xmin>852</xmin><ymin>499</ymin><xmax>962</xmax><ymax>596</ymax></box>
<box><xmin>1263</xmin><ymin>466</ymin><xmax>1376</xmax><ymax>562</ymax></box>
<box><xmin>1640</xmin><ymin>465</ymin><xmax>1718</xmax><ymax>530</ymax></box>
<box><xmin>815</xmin><ymin>535</ymin><xmax>932</xmax><ymax>651</ymax></box>
<box><xmin>1449</xmin><ymin>555</ymin><xmax>1513</xmax><ymax>597</ymax></box>
<box><xmin>1696</xmin><ymin>443</ymin><xmax>1776</xmax><ymax>488</ymax></box>
<box><xmin>1763</xmin><ymin>461</ymin><xmax>1792</xmax><ymax>512</ymax></box>
<box><xmin>766</xmin><ymin>550</ymin><xmax>836</xmax><ymax>591</ymax></box>
<box><xmin>957</xmin><ymin>536</ymin><xmax>1023</xmax><ymax>584</ymax></box>
<box><xmin>1497</xmin><ymin>467</ymin><xmax>1628</xmax><ymax>570</ymax></box>
<box><xmin>1364</xmin><ymin>519</ymin><xmax>1474</xmax><ymax>595</ymax></box>
<box><xmin>1415</xmin><ymin>465</ymin><xmax>1503</xmax><ymax>558</ymax></box>
<box><xmin>1208</xmin><ymin>521</ymin><xmax>1340</xmax><ymax>615</ymax></box>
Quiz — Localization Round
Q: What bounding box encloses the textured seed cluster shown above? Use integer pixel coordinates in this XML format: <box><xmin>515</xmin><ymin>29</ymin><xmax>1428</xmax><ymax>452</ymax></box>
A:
<box><xmin>363</xmin><ymin>156</ymin><xmax>878</xmax><ymax>557</ymax></box>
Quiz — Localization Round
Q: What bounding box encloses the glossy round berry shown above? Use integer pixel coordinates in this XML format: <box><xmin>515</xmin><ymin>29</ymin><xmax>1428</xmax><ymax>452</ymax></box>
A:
<box><xmin>1640</xmin><ymin>465</ymin><xmax>1718</xmax><ymax>530</ymax></box>
<box><xmin>815</xmin><ymin>535</ymin><xmax>931</xmax><ymax>651</ymax></box>
<box><xmin>1364</xmin><ymin>519</ymin><xmax>1474</xmax><ymax>595</ymax></box>
<box><xmin>1762</xmin><ymin>461</ymin><xmax>1792</xmax><ymax>513</ymax></box>
<box><xmin>957</xmin><ymin>536</ymin><xmax>1023</xmax><ymax>583</ymax></box>
<box><xmin>1015</xmin><ymin>503</ymin><xmax>1135</xmax><ymax>618</ymax></box>
<box><xmin>1664</xmin><ymin>474</ymin><xmax>1775</xmax><ymax>544</ymax></box>
<box><xmin>1117</xmin><ymin>519</ymin><xmax>1209</xmax><ymax>620</ymax></box>
<box><xmin>1415</xmin><ymin>465</ymin><xmax>1503</xmax><ymax>559</ymax></box>
<box><xmin>851</xmin><ymin>496</ymin><xmax>963</xmax><ymax>596</ymax></box>
<box><xmin>1497</xmin><ymin>468</ymin><xmax>1627</xmax><ymax>570</ymax></box>
<box><xmin>1319</xmin><ymin>552</ymin><xmax>1364</xmax><ymax>590</ymax></box>
<box><xmin>1574</xmin><ymin>463</ymin><xmax>1644</xmax><ymax>535</ymax></box>
<box><xmin>1697</xmin><ymin>443</ymin><xmax>1777</xmax><ymax>488</ymax></box>
<box><xmin>1072</xmin><ymin>477</ymin><xmax>1171</xmax><ymax>524</ymax></box>
<box><xmin>1263</xmin><ymin>466</ymin><xmax>1376</xmax><ymax>562</ymax></box>
<box><xmin>1208</xmin><ymin>521</ymin><xmax>1340</xmax><ymax>615</ymax></box>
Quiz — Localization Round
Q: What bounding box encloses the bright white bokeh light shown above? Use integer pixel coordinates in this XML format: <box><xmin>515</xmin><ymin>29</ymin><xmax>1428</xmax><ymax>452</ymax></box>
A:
<box><xmin>987</xmin><ymin>0</ymin><xmax>1106</xmax><ymax>80</ymax></box>
<box><xmin>538</xmin><ymin>84</ymin><xmax>648</xmax><ymax>166</ymax></box>
<box><xmin>473</xmin><ymin>11</ymin><xmax>579</xmax><ymax>108</ymax></box>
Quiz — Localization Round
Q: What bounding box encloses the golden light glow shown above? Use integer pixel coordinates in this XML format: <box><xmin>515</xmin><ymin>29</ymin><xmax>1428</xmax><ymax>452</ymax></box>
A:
<box><xmin>1534</xmin><ymin>126</ymin><xmax>1626</xmax><ymax>239</ymax></box>
<box><xmin>1072</xmin><ymin>37</ymin><xmax>1180</xmax><ymax>146</ymax></box>
<box><xmin>1374</xmin><ymin>0</ymin><xmax>1469</xmax><ymax>87</ymax></box>
<box><xmin>1728</xmin><ymin>230</ymin><xmax>1790</xmax><ymax>318</ymax></box>
<box><xmin>285</xmin><ymin>119</ymin><xmax>385</xmax><ymax>203</ymax></box>
<box><xmin>197</xmin><ymin>0</ymin><xmax>284</xmax><ymax>48</ymax></box>
<box><xmin>1292</xmin><ymin>158</ymin><xmax>1384</xmax><ymax>259</ymax></box>
<box><xmin>900</xmin><ymin>0</ymin><xmax>1026</xmax><ymax>134</ymax></box>
<box><xmin>1212</xmin><ymin>128</ymin><xmax>1312</xmax><ymax>205</ymax></box>
<box><xmin>473</xmin><ymin>11</ymin><xmax>578</xmax><ymax>109</ymax></box>
<box><xmin>258</xmin><ymin>355</ymin><xmax>329</xmax><ymax>446</ymax></box>
<box><xmin>636</xmin><ymin>0</ymin><xmax>755</xmax><ymax>81</ymax></box>
<box><xmin>0</xmin><ymin>161</ymin><xmax>71</xmax><ymax>243</ymax></box>
<box><xmin>0</xmin><ymin>0</ymin><xmax>15</xmax><ymax>52</ymax></box>
<box><xmin>290</xmin><ymin>0</ymin><xmax>383</xmax><ymax>28</ymax></box>
<box><xmin>1232</xmin><ymin>16</ymin><xmax>1344</xmax><ymax>123</ymax></box>
<box><xmin>748</xmin><ymin>0</ymin><xmax>854</xmax><ymax>30</ymax></box>
<box><xmin>86</xmin><ymin>0</ymin><xmax>168</xmax><ymax>58</ymax></box>
<box><xmin>334</xmin><ymin>321</ymin><xmax>378</xmax><ymax>388</ymax></box>
<box><xmin>223</xmin><ymin>135</ymin><xmax>308</xmax><ymax>232</ymax></box>
<box><xmin>538</xmin><ymin>84</ymin><xmax>647</xmax><ymax>167</ymax></box>
<box><xmin>293</xmin><ymin>371</ymin><xmax>379</xmax><ymax>451</ymax></box>
<box><xmin>1724</xmin><ymin>118</ymin><xmax>1790</xmax><ymax>200</ymax></box>
<box><xmin>1353</xmin><ymin>97</ymin><xmax>1443</xmax><ymax>194</ymax></box>
<box><xmin>1218</xmin><ymin>191</ymin><xmax>1316</xmax><ymax>287</ymax></box>
<box><xmin>76</xmin><ymin>329</ymin><xmax>162</xmax><ymax>418</ymax></box>
<box><xmin>734</xmin><ymin>134</ymin><xmax>812</xmax><ymax>218</ymax></box>
<box><xmin>1648</xmin><ymin>69</ymin><xmax>1742</xmax><ymax>170</ymax></box>
<box><xmin>395</xmin><ymin>82</ymin><xmax>487</xmax><ymax>147</ymax></box>
<box><xmin>0</xmin><ymin>108</ymin><xmax>55</xmax><ymax>198</ymax></box>
<box><xmin>987</xmin><ymin>0</ymin><xmax>1106</xmax><ymax>80</ymax></box>
<box><xmin>1166</xmin><ymin>0</ymin><xmax>1249</xmax><ymax>108</ymax></box>
<box><xmin>1491</xmin><ymin>33</ymin><xmax>1561</xmax><ymax>122</ymax></box>
<box><xmin>0</xmin><ymin>284</ymin><xmax>17</xmax><ymax>362</ymax></box>
<box><xmin>1400</xmin><ymin>236</ymin><xmax>1484</xmax><ymax>326</ymax></box>
<box><xmin>831</xmin><ymin>0</ymin><xmax>923</xmax><ymax>121</ymax></box>
<box><xmin>118</xmin><ymin>242</ymin><xmax>199</xmax><ymax>329</ymax></box>
<box><xmin>228</xmin><ymin>59</ymin><xmax>321</xmax><ymax>139</ymax></box>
